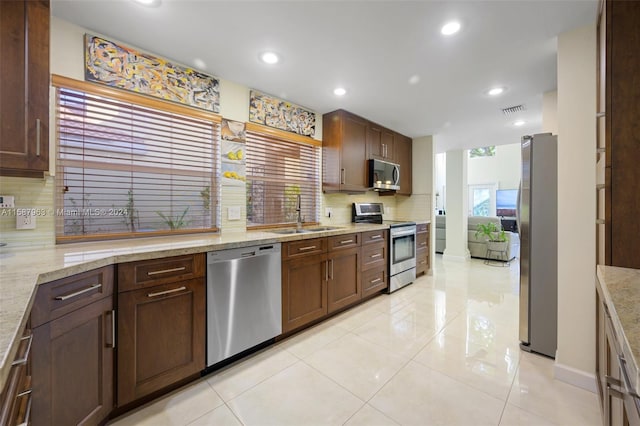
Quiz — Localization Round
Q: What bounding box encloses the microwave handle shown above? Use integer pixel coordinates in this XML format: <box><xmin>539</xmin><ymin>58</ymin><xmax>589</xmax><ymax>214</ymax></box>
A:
<box><xmin>392</xmin><ymin>165</ymin><xmax>400</xmax><ymax>185</ymax></box>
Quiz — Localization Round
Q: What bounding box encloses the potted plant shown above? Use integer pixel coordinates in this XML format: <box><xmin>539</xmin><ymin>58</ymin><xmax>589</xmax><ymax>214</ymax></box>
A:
<box><xmin>475</xmin><ymin>222</ymin><xmax>508</xmax><ymax>253</ymax></box>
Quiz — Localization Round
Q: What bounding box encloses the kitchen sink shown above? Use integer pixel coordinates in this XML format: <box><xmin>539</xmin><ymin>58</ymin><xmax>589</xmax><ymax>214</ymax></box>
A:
<box><xmin>306</xmin><ymin>226</ymin><xmax>344</xmax><ymax>232</ymax></box>
<box><xmin>269</xmin><ymin>229</ymin><xmax>313</xmax><ymax>234</ymax></box>
<box><xmin>269</xmin><ymin>226</ymin><xmax>344</xmax><ymax>235</ymax></box>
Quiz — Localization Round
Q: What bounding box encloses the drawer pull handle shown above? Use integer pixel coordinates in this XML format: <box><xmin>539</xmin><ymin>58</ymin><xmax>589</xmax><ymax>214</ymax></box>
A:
<box><xmin>16</xmin><ymin>389</ymin><xmax>32</xmax><ymax>398</ymax></box>
<box><xmin>370</xmin><ymin>235</ymin><xmax>382</xmax><ymax>240</ymax></box>
<box><xmin>370</xmin><ymin>278</ymin><xmax>382</xmax><ymax>284</ymax></box>
<box><xmin>148</xmin><ymin>286</ymin><xmax>187</xmax><ymax>298</ymax></box>
<box><xmin>106</xmin><ymin>310</ymin><xmax>116</xmax><ymax>349</ymax></box>
<box><xmin>370</xmin><ymin>253</ymin><xmax>382</xmax><ymax>258</ymax></box>
<box><xmin>340</xmin><ymin>239</ymin><xmax>354</xmax><ymax>244</ymax></box>
<box><xmin>419</xmin><ymin>260</ymin><xmax>427</xmax><ymax>265</ymax></box>
<box><xmin>618</xmin><ymin>355</ymin><xmax>640</xmax><ymax>398</ymax></box>
<box><xmin>420</xmin><ymin>242</ymin><xmax>427</xmax><ymax>246</ymax></box>
<box><xmin>55</xmin><ymin>283</ymin><xmax>102</xmax><ymax>301</ymax></box>
<box><xmin>36</xmin><ymin>118</ymin><xmax>41</xmax><ymax>157</ymax></box>
<box><xmin>298</xmin><ymin>246</ymin><xmax>316</xmax><ymax>251</ymax></box>
<box><xmin>147</xmin><ymin>266</ymin><xmax>186</xmax><ymax>276</ymax></box>
<box><xmin>12</xmin><ymin>334</ymin><xmax>33</xmax><ymax>366</ymax></box>
<box><xmin>16</xmin><ymin>388</ymin><xmax>32</xmax><ymax>426</ymax></box>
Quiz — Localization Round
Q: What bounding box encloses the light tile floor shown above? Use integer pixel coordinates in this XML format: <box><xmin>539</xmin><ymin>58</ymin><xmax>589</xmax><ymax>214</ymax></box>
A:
<box><xmin>110</xmin><ymin>256</ymin><xmax>602</xmax><ymax>426</ymax></box>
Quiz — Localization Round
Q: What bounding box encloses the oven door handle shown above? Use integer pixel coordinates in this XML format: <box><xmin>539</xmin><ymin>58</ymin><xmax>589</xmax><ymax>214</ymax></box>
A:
<box><xmin>391</xmin><ymin>230</ymin><xmax>416</xmax><ymax>237</ymax></box>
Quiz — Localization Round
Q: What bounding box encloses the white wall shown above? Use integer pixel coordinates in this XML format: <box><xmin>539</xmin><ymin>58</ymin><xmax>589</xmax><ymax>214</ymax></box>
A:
<box><xmin>555</xmin><ymin>23</ymin><xmax>597</xmax><ymax>391</ymax></box>
<box><xmin>443</xmin><ymin>149</ymin><xmax>470</xmax><ymax>261</ymax></box>
<box><xmin>467</xmin><ymin>143</ymin><xmax>521</xmax><ymax>190</ymax></box>
<box><xmin>543</xmin><ymin>90</ymin><xmax>559</xmax><ymax>135</ymax></box>
<box><xmin>435</xmin><ymin>152</ymin><xmax>446</xmax><ymax>213</ymax></box>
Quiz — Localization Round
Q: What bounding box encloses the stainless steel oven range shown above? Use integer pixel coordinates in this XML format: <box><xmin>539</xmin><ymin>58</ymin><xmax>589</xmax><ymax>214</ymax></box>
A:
<box><xmin>352</xmin><ymin>202</ymin><xmax>416</xmax><ymax>293</ymax></box>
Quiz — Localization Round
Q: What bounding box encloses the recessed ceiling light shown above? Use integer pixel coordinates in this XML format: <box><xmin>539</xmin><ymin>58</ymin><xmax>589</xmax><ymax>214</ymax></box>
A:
<box><xmin>333</xmin><ymin>87</ymin><xmax>346</xmax><ymax>96</ymax></box>
<box><xmin>193</xmin><ymin>58</ymin><xmax>207</xmax><ymax>70</ymax></box>
<box><xmin>260</xmin><ymin>52</ymin><xmax>279</xmax><ymax>65</ymax></box>
<box><xmin>441</xmin><ymin>21</ymin><xmax>461</xmax><ymax>36</ymax></box>
<box><xmin>408</xmin><ymin>75</ymin><xmax>421</xmax><ymax>85</ymax></box>
<box><xmin>488</xmin><ymin>87</ymin><xmax>504</xmax><ymax>96</ymax></box>
<box><xmin>132</xmin><ymin>0</ymin><xmax>160</xmax><ymax>6</ymax></box>
<box><xmin>514</xmin><ymin>120</ymin><xmax>526</xmax><ymax>126</ymax></box>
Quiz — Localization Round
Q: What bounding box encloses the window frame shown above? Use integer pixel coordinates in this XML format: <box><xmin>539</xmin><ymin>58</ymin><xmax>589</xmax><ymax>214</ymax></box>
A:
<box><xmin>244</xmin><ymin>122</ymin><xmax>321</xmax><ymax>230</ymax></box>
<box><xmin>52</xmin><ymin>75</ymin><xmax>221</xmax><ymax>243</ymax></box>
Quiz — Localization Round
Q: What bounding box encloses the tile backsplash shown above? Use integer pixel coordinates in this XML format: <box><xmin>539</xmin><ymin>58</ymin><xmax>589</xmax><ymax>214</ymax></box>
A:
<box><xmin>320</xmin><ymin>192</ymin><xmax>397</xmax><ymax>225</ymax></box>
<box><xmin>0</xmin><ymin>176</ymin><xmax>56</xmax><ymax>248</ymax></box>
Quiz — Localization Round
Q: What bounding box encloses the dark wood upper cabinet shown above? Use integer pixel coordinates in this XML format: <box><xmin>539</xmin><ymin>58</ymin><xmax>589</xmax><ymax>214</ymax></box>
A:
<box><xmin>323</xmin><ymin>109</ymin><xmax>412</xmax><ymax>194</ymax></box>
<box><xmin>597</xmin><ymin>0</ymin><xmax>640</xmax><ymax>268</ymax></box>
<box><xmin>394</xmin><ymin>133</ymin><xmax>412</xmax><ymax>196</ymax></box>
<box><xmin>0</xmin><ymin>0</ymin><xmax>50</xmax><ymax>177</ymax></box>
<box><xmin>323</xmin><ymin>110</ymin><xmax>369</xmax><ymax>193</ymax></box>
<box><xmin>367</xmin><ymin>125</ymin><xmax>394</xmax><ymax>161</ymax></box>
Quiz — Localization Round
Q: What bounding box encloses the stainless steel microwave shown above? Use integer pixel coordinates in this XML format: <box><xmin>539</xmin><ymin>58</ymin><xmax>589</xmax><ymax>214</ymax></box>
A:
<box><xmin>368</xmin><ymin>159</ymin><xmax>400</xmax><ymax>191</ymax></box>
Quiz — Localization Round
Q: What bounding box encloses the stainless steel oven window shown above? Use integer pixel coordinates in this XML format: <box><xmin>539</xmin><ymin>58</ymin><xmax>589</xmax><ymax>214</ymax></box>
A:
<box><xmin>392</xmin><ymin>234</ymin><xmax>415</xmax><ymax>264</ymax></box>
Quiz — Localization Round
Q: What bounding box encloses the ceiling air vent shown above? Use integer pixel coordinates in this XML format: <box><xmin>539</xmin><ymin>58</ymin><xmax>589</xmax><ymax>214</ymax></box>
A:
<box><xmin>501</xmin><ymin>104</ymin><xmax>526</xmax><ymax>116</ymax></box>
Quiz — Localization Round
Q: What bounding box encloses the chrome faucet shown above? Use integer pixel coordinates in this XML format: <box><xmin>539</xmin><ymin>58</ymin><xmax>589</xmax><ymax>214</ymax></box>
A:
<box><xmin>296</xmin><ymin>194</ymin><xmax>302</xmax><ymax>231</ymax></box>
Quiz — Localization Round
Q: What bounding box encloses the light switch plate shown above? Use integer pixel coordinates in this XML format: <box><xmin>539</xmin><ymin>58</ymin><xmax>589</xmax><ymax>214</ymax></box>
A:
<box><xmin>16</xmin><ymin>209</ymin><xmax>36</xmax><ymax>230</ymax></box>
<box><xmin>0</xmin><ymin>196</ymin><xmax>15</xmax><ymax>209</ymax></box>
<box><xmin>228</xmin><ymin>206</ymin><xmax>241</xmax><ymax>221</ymax></box>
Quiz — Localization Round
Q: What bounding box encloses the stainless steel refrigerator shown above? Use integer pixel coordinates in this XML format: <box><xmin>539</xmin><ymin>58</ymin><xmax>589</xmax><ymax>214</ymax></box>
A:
<box><xmin>518</xmin><ymin>133</ymin><xmax>558</xmax><ymax>358</ymax></box>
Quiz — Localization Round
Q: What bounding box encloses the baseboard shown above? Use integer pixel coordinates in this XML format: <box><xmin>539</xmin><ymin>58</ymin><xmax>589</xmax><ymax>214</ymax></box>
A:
<box><xmin>554</xmin><ymin>362</ymin><xmax>598</xmax><ymax>393</ymax></box>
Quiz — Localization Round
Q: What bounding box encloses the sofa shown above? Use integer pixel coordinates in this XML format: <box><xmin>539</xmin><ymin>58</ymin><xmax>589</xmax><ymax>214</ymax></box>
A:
<box><xmin>435</xmin><ymin>215</ymin><xmax>520</xmax><ymax>261</ymax></box>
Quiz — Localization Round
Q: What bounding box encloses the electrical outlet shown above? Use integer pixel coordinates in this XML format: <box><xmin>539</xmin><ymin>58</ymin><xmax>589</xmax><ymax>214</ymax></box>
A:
<box><xmin>16</xmin><ymin>209</ymin><xmax>36</xmax><ymax>230</ymax></box>
<box><xmin>325</xmin><ymin>208</ymin><xmax>333</xmax><ymax>218</ymax></box>
<box><xmin>228</xmin><ymin>206</ymin><xmax>241</xmax><ymax>221</ymax></box>
<box><xmin>0</xmin><ymin>196</ymin><xmax>15</xmax><ymax>209</ymax></box>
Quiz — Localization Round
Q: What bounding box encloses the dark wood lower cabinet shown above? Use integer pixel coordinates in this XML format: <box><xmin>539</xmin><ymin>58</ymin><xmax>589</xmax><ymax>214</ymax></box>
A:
<box><xmin>32</xmin><ymin>297</ymin><xmax>114</xmax><ymax>426</ymax></box>
<box><xmin>327</xmin><ymin>247</ymin><xmax>361</xmax><ymax>313</ymax></box>
<box><xmin>282</xmin><ymin>253</ymin><xmax>328</xmax><ymax>333</ymax></box>
<box><xmin>117</xmin><ymin>278</ymin><xmax>205</xmax><ymax>406</ymax></box>
<box><xmin>362</xmin><ymin>267</ymin><xmax>387</xmax><ymax>298</ymax></box>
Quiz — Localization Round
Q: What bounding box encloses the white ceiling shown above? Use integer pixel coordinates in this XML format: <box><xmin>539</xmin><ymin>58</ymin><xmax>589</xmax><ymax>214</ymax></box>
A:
<box><xmin>51</xmin><ymin>0</ymin><xmax>597</xmax><ymax>153</ymax></box>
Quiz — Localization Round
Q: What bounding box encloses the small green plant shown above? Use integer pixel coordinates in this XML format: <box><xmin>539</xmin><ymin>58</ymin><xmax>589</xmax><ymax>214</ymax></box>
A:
<box><xmin>200</xmin><ymin>186</ymin><xmax>211</xmax><ymax>211</ymax></box>
<box><xmin>475</xmin><ymin>222</ymin><xmax>507</xmax><ymax>242</ymax></box>
<box><xmin>157</xmin><ymin>207</ymin><xmax>190</xmax><ymax>230</ymax></box>
<box><xmin>123</xmin><ymin>189</ymin><xmax>139</xmax><ymax>232</ymax></box>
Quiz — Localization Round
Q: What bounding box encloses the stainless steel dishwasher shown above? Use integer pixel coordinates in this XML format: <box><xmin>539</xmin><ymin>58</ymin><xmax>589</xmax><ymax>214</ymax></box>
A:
<box><xmin>206</xmin><ymin>243</ymin><xmax>281</xmax><ymax>367</ymax></box>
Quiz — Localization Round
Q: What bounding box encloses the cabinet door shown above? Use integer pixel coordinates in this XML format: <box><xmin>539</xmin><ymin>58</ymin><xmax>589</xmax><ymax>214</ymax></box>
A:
<box><xmin>32</xmin><ymin>297</ymin><xmax>114</xmax><ymax>426</ymax></box>
<box><xmin>282</xmin><ymin>254</ymin><xmax>328</xmax><ymax>333</ymax></box>
<box><xmin>341</xmin><ymin>114</ymin><xmax>368</xmax><ymax>191</ymax></box>
<box><xmin>0</xmin><ymin>0</ymin><xmax>49</xmax><ymax>176</ymax></box>
<box><xmin>327</xmin><ymin>247</ymin><xmax>361</xmax><ymax>313</ymax></box>
<box><xmin>367</xmin><ymin>125</ymin><xmax>383</xmax><ymax>160</ymax></box>
<box><xmin>394</xmin><ymin>134</ymin><xmax>412</xmax><ymax>195</ymax></box>
<box><xmin>117</xmin><ymin>279</ymin><xmax>205</xmax><ymax>406</ymax></box>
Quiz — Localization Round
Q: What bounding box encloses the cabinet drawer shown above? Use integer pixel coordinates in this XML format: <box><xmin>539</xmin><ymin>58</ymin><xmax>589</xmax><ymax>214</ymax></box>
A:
<box><xmin>417</xmin><ymin>223</ymin><xmax>429</xmax><ymax>233</ymax></box>
<box><xmin>361</xmin><ymin>229</ymin><xmax>387</xmax><ymax>245</ymax></box>
<box><xmin>328</xmin><ymin>233</ymin><xmax>360</xmax><ymax>251</ymax></box>
<box><xmin>361</xmin><ymin>243</ymin><xmax>387</xmax><ymax>271</ymax></box>
<box><xmin>118</xmin><ymin>254</ymin><xmax>205</xmax><ymax>292</ymax></box>
<box><xmin>31</xmin><ymin>266</ymin><xmax>114</xmax><ymax>328</ymax></box>
<box><xmin>283</xmin><ymin>238</ymin><xmax>327</xmax><ymax>259</ymax></box>
<box><xmin>416</xmin><ymin>250</ymin><xmax>429</xmax><ymax>275</ymax></box>
<box><xmin>416</xmin><ymin>232</ymin><xmax>428</xmax><ymax>250</ymax></box>
<box><xmin>362</xmin><ymin>268</ymin><xmax>387</xmax><ymax>297</ymax></box>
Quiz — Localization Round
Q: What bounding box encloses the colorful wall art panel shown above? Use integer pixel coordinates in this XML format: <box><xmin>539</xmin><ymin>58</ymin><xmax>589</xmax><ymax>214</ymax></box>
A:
<box><xmin>84</xmin><ymin>34</ymin><xmax>220</xmax><ymax>113</ymax></box>
<box><xmin>221</xmin><ymin>119</ymin><xmax>246</xmax><ymax>187</ymax></box>
<box><xmin>249</xmin><ymin>90</ymin><xmax>316</xmax><ymax>137</ymax></box>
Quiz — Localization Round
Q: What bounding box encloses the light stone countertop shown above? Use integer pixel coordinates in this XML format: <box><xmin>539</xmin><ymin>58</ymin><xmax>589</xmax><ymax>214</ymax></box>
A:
<box><xmin>0</xmin><ymin>223</ymin><xmax>392</xmax><ymax>390</ymax></box>
<box><xmin>597</xmin><ymin>265</ymin><xmax>640</xmax><ymax>395</ymax></box>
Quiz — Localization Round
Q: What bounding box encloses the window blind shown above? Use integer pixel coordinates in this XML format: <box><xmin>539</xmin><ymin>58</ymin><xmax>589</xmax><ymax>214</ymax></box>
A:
<box><xmin>245</xmin><ymin>126</ymin><xmax>320</xmax><ymax>228</ymax></box>
<box><xmin>54</xmin><ymin>80</ymin><xmax>219</xmax><ymax>241</ymax></box>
